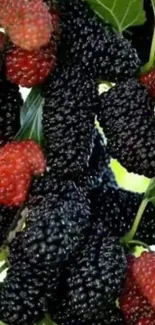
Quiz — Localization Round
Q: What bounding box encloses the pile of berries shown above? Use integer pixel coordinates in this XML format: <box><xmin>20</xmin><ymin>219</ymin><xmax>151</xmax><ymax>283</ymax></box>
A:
<box><xmin>0</xmin><ymin>0</ymin><xmax>155</xmax><ymax>325</ymax></box>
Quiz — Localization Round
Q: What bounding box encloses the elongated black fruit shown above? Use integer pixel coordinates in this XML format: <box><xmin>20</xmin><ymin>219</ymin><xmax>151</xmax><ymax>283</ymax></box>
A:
<box><xmin>6</xmin><ymin>182</ymin><xmax>91</xmax><ymax>324</ymax></box>
<box><xmin>42</xmin><ymin>64</ymin><xmax>98</xmax><ymax>178</ymax></box>
<box><xmin>58</xmin><ymin>0</ymin><xmax>140</xmax><ymax>80</ymax></box>
<box><xmin>51</xmin><ymin>236</ymin><xmax>126</xmax><ymax>322</ymax></box>
<box><xmin>19</xmin><ymin>181</ymin><xmax>91</xmax><ymax>267</ymax></box>
<box><xmin>98</xmin><ymin>78</ymin><xmax>155</xmax><ymax>177</ymax></box>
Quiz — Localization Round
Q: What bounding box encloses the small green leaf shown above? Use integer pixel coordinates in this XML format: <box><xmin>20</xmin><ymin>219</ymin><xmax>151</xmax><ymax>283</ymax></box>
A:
<box><xmin>87</xmin><ymin>0</ymin><xmax>146</xmax><ymax>33</ymax></box>
<box><xmin>144</xmin><ymin>177</ymin><xmax>155</xmax><ymax>206</ymax></box>
<box><xmin>15</xmin><ymin>87</ymin><xmax>44</xmax><ymax>147</ymax></box>
<box><xmin>134</xmin><ymin>245</ymin><xmax>148</xmax><ymax>257</ymax></box>
<box><xmin>0</xmin><ymin>249</ymin><xmax>7</xmax><ymax>262</ymax></box>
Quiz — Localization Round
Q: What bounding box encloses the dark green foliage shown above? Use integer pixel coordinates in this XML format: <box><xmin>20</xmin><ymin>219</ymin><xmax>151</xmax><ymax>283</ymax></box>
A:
<box><xmin>98</xmin><ymin>78</ymin><xmax>155</xmax><ymax>177</ymax></box>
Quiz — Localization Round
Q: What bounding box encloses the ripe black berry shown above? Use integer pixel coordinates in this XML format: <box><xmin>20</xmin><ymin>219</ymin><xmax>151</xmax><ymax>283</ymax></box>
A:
<box><xmin>98</xmin><ymin>78</ymin><xmax>155</xmax><ymax>177</ymax></box>
<box><xmin>0</xmin><ymin>261</ymin><xmax>48</xmax><ymax>325</ymax></box>
<box><xmin>42</xmin><ymin>64</ymin><xmax>98</xmax><ymax>178</ymax></box>
<box><xmin>59</xmin><ymin>0</ymin><xmax>140</xmax><ymax>80</ymax></box>
<box><xmin>21</xmin><ymin>181</ymin><xmax>91</xmax><ymax>266</ymax></box>
<box><xmin>51</xmin><ymin>236</ymin><xmax>126</xmax><ymax>322</ymax></box>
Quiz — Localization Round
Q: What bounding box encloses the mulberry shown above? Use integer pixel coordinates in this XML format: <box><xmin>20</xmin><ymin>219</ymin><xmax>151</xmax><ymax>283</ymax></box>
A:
<box><xmin>20</xmin><ymin>181</ymin><xmax>91</xmax><ymax>266</ymax></box>
<box><xmin>42</xmin><ymin>65</ymin><xmax>98</xmax><ymax>178</ymax></box>
<box><xmin>0</xmin><ymin>69</ymin><xmax>21</xmax><ymax>145</ymax></box>
<box><xmin>52</xmin><ymin>300</ymin><xmax>85</xmax><ymax>325</ymax></box>
<box><xmin>90</xmin><ymin>184</ymin><xmax>155</xmax><ymax>245</ymax></box>
<box><xmin>30</xmin><ymin>129</ymin><xmax>117</xmax><ymax>194</ymax></box>
<box><xmin>51</xmin><ymin>236</ymin><xmax>126</xmax><ymax>322</ymax></box>
<box><xmin>0</xmin><ymin>260</ymin><xmax>52</xmax><ymax>325</ymax></box>
<box><xmin>98</xmin><ymin>78</ymin><xmax>155</xmax><ymax>177</ymax></box>
<box><xmin>90</xmin><ymin>306</ymin><xmax>124</xmax><ymax>325</ymax></box>
<box><xmin>59</xmin><ymin>0</ymin><xmax>140</xmax><ymax>80</ymax></box>
<box><xmin>52</xmin><ymin>302</ymin><xmax>123</xmax><ymax>325</ymax></box>
<box><xmin>29</xmin><ymin>171</ymin><xmax>64</xmax><ymax>202</ymax></box>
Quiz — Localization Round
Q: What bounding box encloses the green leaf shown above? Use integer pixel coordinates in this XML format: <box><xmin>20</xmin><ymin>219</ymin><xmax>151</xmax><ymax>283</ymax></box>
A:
<box><xmin>34</xmin><ymin>315</ymin><xmax>56</xmax><ymax>325</ymax></box>
<box><xmin>144</xmin><ymin>177</ymin><xmax>155</xmax><ymax>206</ymax></box>
<box><xmin>151</xmin><ymin>0</ymin><xmax>155</xmax><ymax>16</ymax></box>
<box><xmin>15</xmin><ymin>86</ymin><xmax>44</xmax><ymax>147</ymax></box>
<box><xmin>86</xmin><ymin>0</ymin><xmax>146</xmax><ymax>33</ymax></box>
<box><xmin>0</xmin><ymin>249</ymin><xmax>7</xmax><ymax>263</ymax></box>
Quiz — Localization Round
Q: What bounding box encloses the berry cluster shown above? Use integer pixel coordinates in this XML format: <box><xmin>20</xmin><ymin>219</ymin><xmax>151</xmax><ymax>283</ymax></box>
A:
<box><xmin>0</xmin><ymin>1</ymin><xmax>155</xmax><ymax>325</ymax></box>
<box><xmin>0</xmin><ymin>0</ymin><xmax>59</xmax><ymax>87</ymax></box>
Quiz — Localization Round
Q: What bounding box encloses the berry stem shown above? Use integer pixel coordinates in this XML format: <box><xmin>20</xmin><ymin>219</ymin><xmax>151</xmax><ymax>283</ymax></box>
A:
<box><xmin>141</xmin><ymin>0</ymin><xmax>155</xmax><ymax>73</ymax></box>
<box><xmin>141</xmin><ymin>27</ymin><xmax>155</xmax><ymax>73</ymax></box>
<box><xmin>127</xmin><ymin>240</ymin><xmax>150</xmax><ymax>251</ymax></box>
<box><xmin>121</xmin><ymin>198</ymin><xmax>148</xmax><ymax>244</ymax></box>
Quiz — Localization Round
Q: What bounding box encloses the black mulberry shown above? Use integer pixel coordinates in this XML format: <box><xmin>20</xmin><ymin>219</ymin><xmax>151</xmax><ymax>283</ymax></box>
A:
<box><xmin>0</xmin><ymin>261</ymin><xmax>49</xmax><ymax>325</ymax></box>
<box><xmin>59</xmin><ymin>0</ymin><xmax>140</xmax><ymax>80</ymax></box>
<box><xmin>42</xmin><ymin>65</ymin><xmax>98</xmax><ymax>178</ymax></box>
<box><xmin>20</xmin><ymin>181</ymin><xmax>91</xmax><ymax>266</ymax></box>
<box><xmin>98</xmin><ymin>78</ymin><xmax>155</xmax><ymax>177</ymax></box>
<box><xmin>51</xmin><ymin>236</ymin><xmax>126</xmax><ymax>322</ymax></box>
